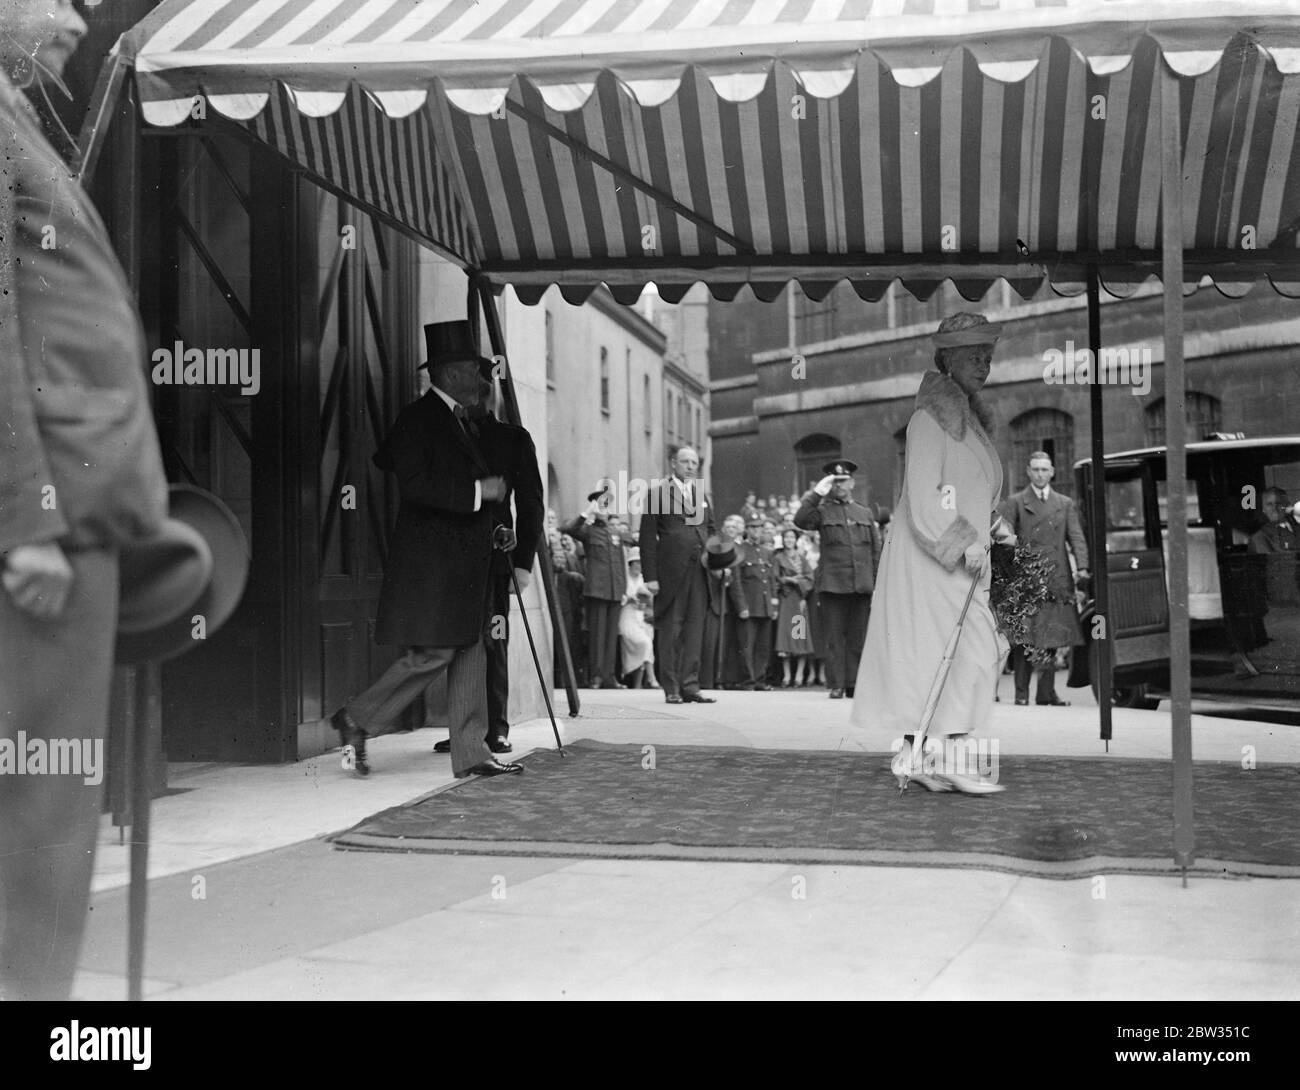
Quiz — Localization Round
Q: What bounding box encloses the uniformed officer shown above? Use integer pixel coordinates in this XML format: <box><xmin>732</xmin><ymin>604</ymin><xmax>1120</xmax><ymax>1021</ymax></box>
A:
<box><xmin>794</xmin><ymin>459</ymin><xmax>882</xmax><ymax>699</ymax></box>
<box><xmin>734</xmin><ymin>515</ymin><xmax>779</xmax><ymax>690</ymax></box>
<box><xmin>563</xmin><ymin>483</ymin><xmax>628</xmax><ymax>688</ymax></box>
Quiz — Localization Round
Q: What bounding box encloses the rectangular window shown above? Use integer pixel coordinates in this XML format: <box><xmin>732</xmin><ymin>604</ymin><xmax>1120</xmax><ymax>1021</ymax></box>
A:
<box><xmin>600</xmin><ymin>346</ymin><xmax>610</xmax><ymax>414</ymax></box>
<box><xmin>643</xmin><ymin>374</ymin><xmax>652</xmax><ymax>435</ymax></box>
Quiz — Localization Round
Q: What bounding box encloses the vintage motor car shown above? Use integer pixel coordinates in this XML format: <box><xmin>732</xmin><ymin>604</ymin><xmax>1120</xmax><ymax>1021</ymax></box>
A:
<box><xmin>1068</xmin><ymin>437</ymin><xmax>1300</xmax><ymax>709</ymax></box>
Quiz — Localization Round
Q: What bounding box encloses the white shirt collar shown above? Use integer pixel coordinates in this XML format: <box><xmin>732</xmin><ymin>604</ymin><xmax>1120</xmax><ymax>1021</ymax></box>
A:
<box><xmin>430</xmin><ymin>385</ymin><xmax>464</xmax><ymax>416</ymax></box>
<box><xmin>1033</xmin><ymin>484</ymin><xmax>1051</xmax><ymax>501</ymax></box>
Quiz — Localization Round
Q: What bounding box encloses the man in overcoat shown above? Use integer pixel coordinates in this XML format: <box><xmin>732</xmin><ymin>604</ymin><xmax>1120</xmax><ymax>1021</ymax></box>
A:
<box><xmin>563</xmin><ymin>485</ymin><xmax>629</xmax><ymax>688</ymax></box>
<box><xmin>639</xmin><ymin>446</ymin><xmax>717</xmax><ymax>704</ymax></box>
<box><xmin>331</xmin><ymin>321</ymin><xmax>518</xmax><ymax>778</ymax></box>
<box><xmin>0</xmin><ymin>1</ymin><xmax>168</xmax><ymax>999</ymax></box>
<box><xmin>431</xmin><ymin>373</ymin><xmax>544</xmax><ymax>753</ymax></box>
<box><xmin>997</xmin><ymin>451</ymin><xmax>1090</xmax><ymax>706</ymax></box>
<box><xmin>794</xmin><ymin>460</ymin><xmax>882</xmax><ymax>699</ymax></box>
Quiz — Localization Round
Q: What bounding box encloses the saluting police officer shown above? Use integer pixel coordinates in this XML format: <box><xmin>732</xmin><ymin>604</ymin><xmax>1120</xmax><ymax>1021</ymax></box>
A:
<box><xmin>733</xmin><ymin>515</ymin><xmax>779</xmax><ymax>690</ymax></box>
<box><xmin>563</xmin><ymin>484</ymin><xmax>628</xmax><ymax>688</ymax></box>
<box><xmin>794</xmin><ymin>460</ymin><xmax>882</xmax><ymax>699</ymax></box>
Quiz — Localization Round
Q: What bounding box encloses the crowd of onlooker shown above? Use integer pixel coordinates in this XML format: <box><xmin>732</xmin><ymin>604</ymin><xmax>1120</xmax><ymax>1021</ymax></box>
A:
<box><xmin>545</xmin><ymin>488</ymin><xmax>892</xmax><ymax>691</ymax></box>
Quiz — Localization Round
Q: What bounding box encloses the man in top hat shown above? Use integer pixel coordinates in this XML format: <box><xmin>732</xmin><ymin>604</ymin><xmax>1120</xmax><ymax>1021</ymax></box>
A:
<box><xmin>330</xmin><ymin>320</ymin><xmax>519</xmax><ymax>779</ymax></box>
<box><xmin>795</xmin><ymin>460</ymin><xmax>883</xmax><ymax>698</ymax></box>
<box><xmin>733</xmin><ymin>515</ymin><xmax>780</xmax><ymax>690</ymax></box>
<box><xmin>997</xmin><ymin>451</ymin><xmax>1089</xmax><ymax>706</ymax></box>
<box><xmin>0</xmin><ymin>0</ymin><xmax>169</xmax><ymax>999</ymax></box>
<box><xmin>431</xmin><ymin>363</ymin><xmax>544</xmax><ymax>754</ymax></box>
<box><xmin>639</xmin><ymin>445</ymin><xmax>718</xmax><ymax>704</ymax></box>
<box><xmin>563</xmin><ymin>483</ymin><xmax>629</xmax><ymax>688</ymax></box>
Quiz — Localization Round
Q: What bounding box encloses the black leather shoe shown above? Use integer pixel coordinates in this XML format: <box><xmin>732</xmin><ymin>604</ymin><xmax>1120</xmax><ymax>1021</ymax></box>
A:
<box><xmin>1036</xmin><ymin>698</ymin><xmax>1070</xmax><ymax>706</ymax></box>
<box><xmin>665</xmin><ymin>694</ymin><xmax>683</xmax><ymax>704</ymax></box>
<box><xmin>681</xmin><ymin>692</ymin><xmax>716</xmax><ymax>703</ymax></box>
<box><xmin>751</xmin><ymin>683</ymin><xmax>772</xmax><ymax>692</ymax></box>
<box><xmin>433</xmin><ymin>739</ymin><xmax>451</xmax><ymax>754</ymax></box>
<box><xmin>829</xmin><ymin>689</ymin><xmax>844</xmax><ymax>699</ymax></box>
<box><xmin>488</xmin><ymin>736</ymin><xmax>513</xmax><ymax>753</ymax></box>
<box><xmin>599</xmin><ymin>679</ymin><xmax>627</xmax><ymax>690</ymax></box>
<box><xmin>1014</xmin><ymin>698</ymin><xmax>1029</xmax><ymax>706</ymax></box>
<box><xmin>466</xmin><ymin>758</ymin><xmax>522</xmax><ymax>777</ymax></box>
<box><xmin>845</xmin><ymin>687</ymin><xmax>855</xmax><ymax>698</ymax></box>
<box><xmin>331</xmin><ymin>708</ymin><xmax>369</xmax><ymax>776</ymax></box>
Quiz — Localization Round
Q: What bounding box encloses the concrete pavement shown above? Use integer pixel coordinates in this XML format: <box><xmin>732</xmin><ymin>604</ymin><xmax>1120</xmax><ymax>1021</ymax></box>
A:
<box><xmin>76</xmin><ymin>677</ymin><xmax>1300</xmax><ymax>1000</ymax></box>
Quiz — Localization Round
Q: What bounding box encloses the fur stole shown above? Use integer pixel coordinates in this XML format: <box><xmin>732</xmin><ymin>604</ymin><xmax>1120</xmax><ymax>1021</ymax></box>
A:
<box><xmin>915</xmin><ymin>370</ymin><xmax>994</xmax><ymax>439</ymax></box>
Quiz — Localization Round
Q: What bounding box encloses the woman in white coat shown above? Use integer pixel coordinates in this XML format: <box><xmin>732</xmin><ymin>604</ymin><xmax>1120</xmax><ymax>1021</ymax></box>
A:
<box><xmin>849</xmin><ymin>312</ymin><xmax>1014</xmax><ymax>794</ymax></box>
<box><xmin>619</xmin><ymin>548</ymin><xmax>657</xmax><ymax>688</ymax></box>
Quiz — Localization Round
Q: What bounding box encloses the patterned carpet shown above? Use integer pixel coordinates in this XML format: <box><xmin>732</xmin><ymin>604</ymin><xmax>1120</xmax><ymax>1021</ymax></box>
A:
<box><xmin>330</xmin><ymin>740</ymin><xmax>1300</xmax><ymax>878</ymax></box>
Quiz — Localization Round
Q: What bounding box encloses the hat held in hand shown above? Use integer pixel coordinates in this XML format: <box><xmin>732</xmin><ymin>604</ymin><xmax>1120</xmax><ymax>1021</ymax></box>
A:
<box><xmin>701</xmin><ymin>534</ymin><xmax>741</xmax><ymax>570</ymax></box>
<box><xmin>116</xmin><ymin>484</ymin><xmax>249</xmax><ymax>665</ymax></box>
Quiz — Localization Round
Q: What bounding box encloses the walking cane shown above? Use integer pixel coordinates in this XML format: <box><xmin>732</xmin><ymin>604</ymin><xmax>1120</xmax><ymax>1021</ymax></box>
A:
<box><xmin>901</xmin><ymin>545</ymin><xmax>989</xmax><ymax>793</ymax></box>
<box><xmin>510</xmin><ymin>566</ymin><xmax>566</xmax><ymax>756</ymax></box>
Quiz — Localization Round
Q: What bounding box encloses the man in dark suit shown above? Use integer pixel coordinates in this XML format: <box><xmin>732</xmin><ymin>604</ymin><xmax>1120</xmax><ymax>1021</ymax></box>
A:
<box><xmin>639</xmin><ymin>446</ymin><xmax>717</xmax><ymax>704</ymax></box>
<box><xmin>432</xmin><ymin>373</ymin><xmax>544</xmax><ymax>754</ymax></box>
<box><xmin>563</xmin><ymin>485</ymin><xmax>629</xmax><ymax>688</ymax></box>
<box><xmin>0</xmin><ymin>1</ymin><xmax>165</xmax><ymax>1000</ymax></box>
<box><xmin>997</xmin><ymin>451</ymin><xmax>1090</xmax><ymax>706</ymax></box>
<box><xmin>331</xmin><ymin>321</ymin><xmax>519</xmax><ymax>778</ymax></box>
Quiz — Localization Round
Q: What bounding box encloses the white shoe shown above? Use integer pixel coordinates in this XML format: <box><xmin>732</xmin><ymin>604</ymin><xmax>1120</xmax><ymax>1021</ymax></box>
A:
<box><xmin>892</xmin><ymin>743</ymin><xmax>954</xmax><ymax>793</ymax></box>
<box><xmin>936</xmin><ymin>772</ymin><xmax>1005</xmax><ymax>795</ymax></box>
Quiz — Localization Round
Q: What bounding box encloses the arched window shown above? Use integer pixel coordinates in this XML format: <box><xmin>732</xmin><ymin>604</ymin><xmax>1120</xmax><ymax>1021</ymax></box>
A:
<box><xmin>1144</xmin><ymin>392</ymin><xmax>1222</xmax><ymax>446</ymax></box>
<box><xmin>794</xmin><ymin>433</ymin><xmax>842</xmax><ymax>494</ymax></box>
<box><xmin>1010</xmin><ymin>409</ymin><xmax>1076</xmax><ymax>496</ymax></box>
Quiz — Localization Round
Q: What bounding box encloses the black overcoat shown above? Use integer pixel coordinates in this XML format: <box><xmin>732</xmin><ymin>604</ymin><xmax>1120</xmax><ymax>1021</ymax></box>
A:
<box><xmin>638</xmin><ymin>479</ymin><xmax>715</xmax><ymax>618</ymax></box>
<box><xmin>476</xmin><ymin>414</ymin><xmax>544</xmax><ymax>578</ymax></box>
<box><xmin>372</xmin><ymin>392</ymin><xmax>494</xmax><ymax>648</ymax></box>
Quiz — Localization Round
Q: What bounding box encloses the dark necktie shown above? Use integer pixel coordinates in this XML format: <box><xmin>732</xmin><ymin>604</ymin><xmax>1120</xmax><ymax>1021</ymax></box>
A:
<box><xmin>453</xmin><ymin>402</ymin><xmax>480</xmax><ymax>441</ymax></box>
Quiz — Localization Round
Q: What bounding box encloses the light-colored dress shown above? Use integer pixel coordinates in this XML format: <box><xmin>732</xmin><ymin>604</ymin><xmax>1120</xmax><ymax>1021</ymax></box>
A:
<box><xmin>850</xmin><ymin>371</ymin><xmax>1006</xmax><ymax>744</ymax></box>
<box><xmin>619</xmin><ymin>572</ymin><xmax>655</xmax><ymax>672</ymax></box>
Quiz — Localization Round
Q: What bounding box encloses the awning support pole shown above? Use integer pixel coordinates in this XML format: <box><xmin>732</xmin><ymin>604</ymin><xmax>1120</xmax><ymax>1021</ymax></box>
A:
<box><xmin>75</xmin><ymin>53</ymin><xmax>126</xmax><ymax>185</ymax></box>
<box><xmin>474</xmin><ymin>275</ymin><xmax>582</xmax><ymax>719</ymax></box>
<box><xmin>1160</xmin><ymin>65</ymin><xmax>1195</xmax><ymax>879</ymax></box>
<box><xmin>1086</xmin><ymin>265</ymin><xmax>1113</xmax><ymax>747</ymax></box>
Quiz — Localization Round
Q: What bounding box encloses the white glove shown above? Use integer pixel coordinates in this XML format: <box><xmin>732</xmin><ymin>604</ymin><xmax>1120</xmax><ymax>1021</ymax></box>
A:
<box><xmin>963</xmin><ymin>543</ymin><xmax>987</xmax><ymax>575</ymax></box>
<box><xmin>813</xmin><ymin>475</ymin><xmax>837</xmax><ymax>497</ymax></box>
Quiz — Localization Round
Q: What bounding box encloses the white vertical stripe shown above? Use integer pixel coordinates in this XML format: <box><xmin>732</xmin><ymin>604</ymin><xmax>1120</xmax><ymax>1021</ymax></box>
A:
<box><xmin>1133</xmin><ymin>77</ymin><xmax>1162</xmax><ymax>249</ymax></box>
<box><xmin>979</xmin><ymin>78</ymin><xmax>1004</xmax><ymax>253</ymax></box>
<box><xmin>474</xmin><ymin>116</ymin><xmax>523</xmax><ymax>261</ymax></box>
<box><xmin>857</xmin><ymin>55</ymin><xmax>884</xmax><ymax>252</ymax></box>
<box><xmin>1180</xmin><ymin>71</ymin><xmax>1216</xmax><ymax>242</ymax></box>
<box><xmin>1019</xmin><ymin>64</ymin><xmax>1041</xmax><ymax>250</ymax></box>
<box><xmin>506</xmin><ymin>109</ymin><xmax>554</xmax><ymax>260</ymax></box>
<box><xmin>577</xmin><ymin>100</ymin><xmax>631</xmax><ymax>257</ymax></box>
<box><xmin>1258</xmin><ymin>77</ymin><xmax>1300</xmax><ymax>247</ymax></box>
<box><xmin>739</xmin><ymin>99</ymin><xmax>773</xmax><ymax>254</ymax></box>
<box><xmin>140</xmin><ymin>0</ymin><xmax>240</xmax><ymax>52</ymax></box>
<box><xmin>697</xmin><ymin>73</ymin><xmax>739</xmax><ymax>256</ymax></box>
<box><xmin>822</xmin><ymin>93</ymin><xmax>845</xmax><ymax>252</ymax></box>
<box><xmin>867</xmin><ymin>0</ymin><xmax>907</xmax><ymax>18</ymax></box>
<box><xmin>1096</xmin><ymin>63</ymin><xmax>1131</xmax><ymax>250</ymax></box>
<box><xmin>623</xmin><ymin>85</ymin><xmax>659</xmax><ymax>261</ymax></box>
<box><xmin>1056</xmin><ymin>53</ymin><xmax>1086</xmax><ymax>250</ymax></box>
<box><xmin>658</xmin><ymin>88</ymin><xmax>697</xmax><ymax>256</ymax></box>
<box><xmin>898</xmin><ymin>86</ymin><xmax>923</xmax><ymax>252</ymax></box>
<box><xmin>777</xmin><ymin>68</ymin><xmax>809</xmax><ymax>253</ymax></box>
<box><xmin>548</xmin><ymin>113</ymin><xmax>592</xmax><ymax>259</ymax></box>
<box><xmin>806</xmin><ymin>0</ymin><xmax>848</xmax><ymax>20</ymax></box>
<box><xmin>1226</xmin><ymin>61</ymin><xmax>1265</xmax><ymax>244</ymax></box>
<box><xmin>939</xmin><ymin>51</ymin><xmax>964</xmax><ymax>251</ymax></box>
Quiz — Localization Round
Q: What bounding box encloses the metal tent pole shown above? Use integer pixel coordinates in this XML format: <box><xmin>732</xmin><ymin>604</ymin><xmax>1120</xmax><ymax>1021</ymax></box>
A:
<box><xmin>1086</xmin><ymin>266</ymin><xmax>1113</xmax><ymax>748</ymax></box>
<box><xmin>1160</xmin><ymin>66</ymin><xmax>1195</xmax><ymax>880</ymax></box>
<box><xmin>474</xmin><ymin>276</ymin><xmax>581</xmax><ymax>718</ymax></box>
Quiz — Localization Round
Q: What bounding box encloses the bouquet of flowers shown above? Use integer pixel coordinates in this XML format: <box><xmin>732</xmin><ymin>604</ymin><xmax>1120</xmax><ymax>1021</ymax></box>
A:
<box><xmin>989</xmin><ymin>540</ymin><xmax>1058</xmax><ymax>668</ymax></box>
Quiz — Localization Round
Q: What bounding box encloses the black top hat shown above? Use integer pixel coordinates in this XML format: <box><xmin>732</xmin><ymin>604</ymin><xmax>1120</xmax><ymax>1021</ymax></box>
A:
<box><xmin>115</xmin><ymin>485</ymin><xmax>250</xmax><ymax>665</ymax></box>
<box><xmin>823</xmin><ymin>459</ymin><xmax>858</xmax><ymax>477</ymax></box>
<box><xmin>418</xmin><ymin>320</ymin><xmax>493</xmax><ymax>373</ymax></box>
<box><xmin>587</xmin><ymin>486</ymin><xmax>614</xmax><ymax>504</ymax></box>
<box><xmin>702</xmin><ymin>534</ymin><xmax>741</xmax><ymax>570</ymax></box>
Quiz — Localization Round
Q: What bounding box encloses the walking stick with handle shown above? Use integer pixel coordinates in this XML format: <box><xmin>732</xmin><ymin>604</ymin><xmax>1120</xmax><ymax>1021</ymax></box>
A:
<box><xmin>510</xmin><ymin>566</ymin><xmax>565</xmax><ymax>755</ymax></box>
<box><xmin>901</xmin><ymin>545</ymin><xmax>989</xmax><ymax>793</ymax></box>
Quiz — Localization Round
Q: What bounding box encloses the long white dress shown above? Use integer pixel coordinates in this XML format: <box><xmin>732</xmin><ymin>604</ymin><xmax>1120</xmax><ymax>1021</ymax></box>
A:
<box><xmin>619</xmin><ymin>573</ymin><xmax>655</xmax><ymax>673</ymax></box>
<box><xmin>849</xmin><ymin>372</ymin><xmax>1006</xmax><ymax>746</ymax></box>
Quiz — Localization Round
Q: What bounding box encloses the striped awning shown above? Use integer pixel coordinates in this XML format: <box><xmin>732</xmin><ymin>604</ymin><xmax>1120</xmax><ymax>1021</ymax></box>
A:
<box><xmin>119</xmin><ymin>0</ymin><xmax>1300</xmax><ymax>301</ymax></box>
